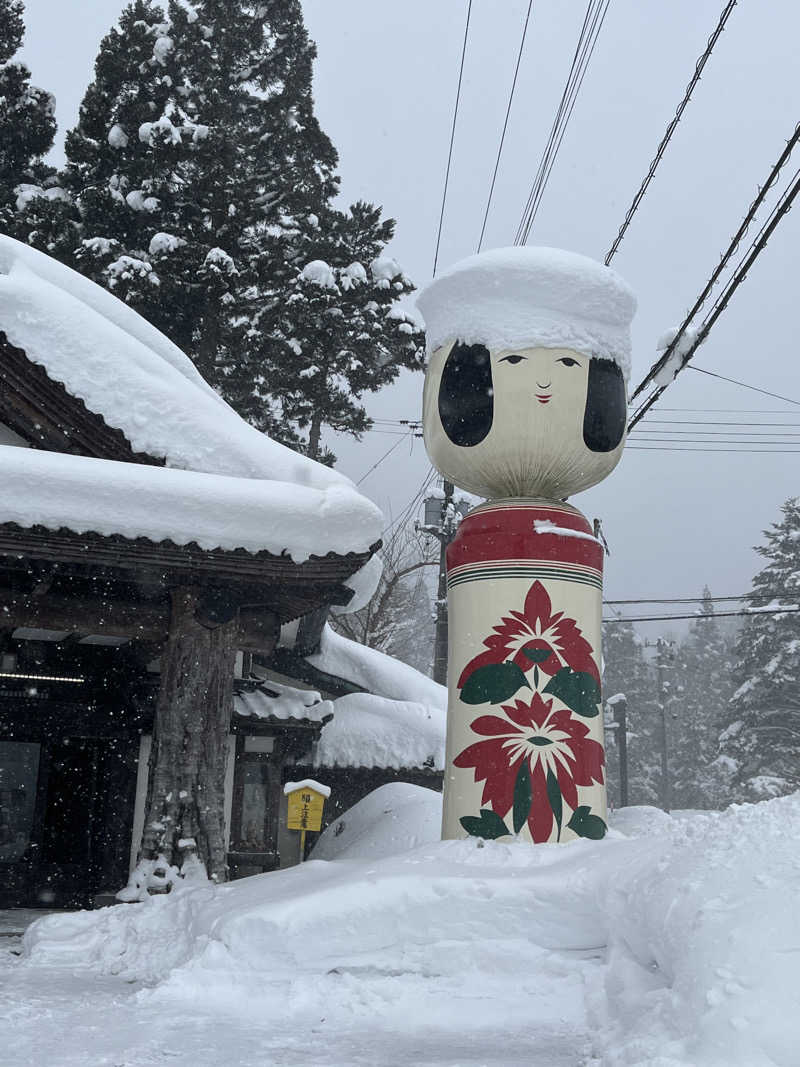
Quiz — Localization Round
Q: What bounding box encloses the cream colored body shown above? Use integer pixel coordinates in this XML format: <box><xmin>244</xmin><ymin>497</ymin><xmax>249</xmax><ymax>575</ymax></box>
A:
<box><xmin>423</xmin><ymin>345</ymin><xmax>625</xmax><ymax>500</ymax></box>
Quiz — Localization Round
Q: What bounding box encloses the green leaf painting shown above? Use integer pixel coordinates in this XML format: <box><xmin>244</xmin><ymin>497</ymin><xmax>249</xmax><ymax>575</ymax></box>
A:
<box><xmin>522</xmin><ymin>647</ymin><xmax>554</xmax><ymax>664</ymax></box>
<box><xmin>543</xmin><ymin>667</ymin><xmax>601</xmax><ymax>717</ymax></box>
<box><xmin>546</xmin><ymin>768</ymin><xmax>563</xmax><ymax>841</ymax></box>
<box><xmin>512</xmin><ymin>761</ymin><xmax>533</xmax><ymax>834</ymax></box>
<box><xmin>567</xmin><ymin>805</ymin><xmax>607</xmax><ymax>840</ymax></box>
<box><xmin>460</xmin><ymin>662</ymin><xmax>530</xmax><ymax>705</ymax></box>
<box><xmin>460</xmin><ymin>809</ymin><xmax>510</xmax><ymax>840</ymax></box>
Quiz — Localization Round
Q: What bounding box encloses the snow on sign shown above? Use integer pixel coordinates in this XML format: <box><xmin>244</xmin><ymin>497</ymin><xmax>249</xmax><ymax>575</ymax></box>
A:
<box><xmin>418</xmin><ymin>246</ymin><xmax>636</xmax><ymax>844</ymax></box>
<box><xmin>284</xmin><ymin>779</ymin><xmax>330</xmax><ymax>858</ymax></box>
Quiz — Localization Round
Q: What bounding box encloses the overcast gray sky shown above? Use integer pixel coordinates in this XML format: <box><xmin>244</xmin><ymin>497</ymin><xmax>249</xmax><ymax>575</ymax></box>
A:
<box><xmin>20</xmin><ymin>0</ymin><xmax>800</xmax><ymax>622</ymax></box>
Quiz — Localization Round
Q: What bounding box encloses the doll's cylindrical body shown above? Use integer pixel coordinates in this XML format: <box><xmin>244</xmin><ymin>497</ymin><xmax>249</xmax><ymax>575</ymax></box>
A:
<box><xmin>443</xmin><ymin>499</ymin><xmax>607</xmax><ymax>844</ymax></box>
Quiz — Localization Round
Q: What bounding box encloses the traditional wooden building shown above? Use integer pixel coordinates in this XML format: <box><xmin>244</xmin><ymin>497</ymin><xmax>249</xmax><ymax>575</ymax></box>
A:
<box><xmin>0</xmin><ymin>236</ymin><xmax>384</xmax><ymax>908</ymax></box>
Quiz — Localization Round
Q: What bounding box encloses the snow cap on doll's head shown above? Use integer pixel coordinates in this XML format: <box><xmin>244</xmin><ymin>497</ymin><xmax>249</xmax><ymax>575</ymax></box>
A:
<box><xmin>416</xmin><ymin>246</ymin><xmax>636</xmax><ymax>382</ymax></box>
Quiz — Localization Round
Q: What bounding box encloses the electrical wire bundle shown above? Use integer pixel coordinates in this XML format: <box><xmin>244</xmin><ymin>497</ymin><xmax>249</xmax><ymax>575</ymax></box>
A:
<box><xmin>514</xmin><ymin>0</ymin><xmax>611</xmax><ymax>245</ymax></box>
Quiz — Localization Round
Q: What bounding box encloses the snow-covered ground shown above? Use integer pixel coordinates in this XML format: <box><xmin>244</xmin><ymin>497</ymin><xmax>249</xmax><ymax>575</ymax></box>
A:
<box><xmin>2</xmin><ymin>789</ymin><xmax>798</xmax><ymax>1067</ymax></box>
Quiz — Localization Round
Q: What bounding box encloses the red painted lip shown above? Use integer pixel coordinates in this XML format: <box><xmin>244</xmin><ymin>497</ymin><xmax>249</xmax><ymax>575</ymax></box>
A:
<box><xmin>535</xmin><ymin>394</ymin><xmax>552</xmax><ymax>403</ymax></box>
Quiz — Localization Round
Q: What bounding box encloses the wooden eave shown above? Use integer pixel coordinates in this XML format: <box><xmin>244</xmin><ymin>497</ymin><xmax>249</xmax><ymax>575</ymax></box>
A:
<box><xmin>0</xmin><ymin>521</ymin><xmax>379</xmax><ymax>626</ymax></box>
<box><xmin>0</xmin><ymin>332</ymin><xmax>162</xmax><ymax>464</ymax></box>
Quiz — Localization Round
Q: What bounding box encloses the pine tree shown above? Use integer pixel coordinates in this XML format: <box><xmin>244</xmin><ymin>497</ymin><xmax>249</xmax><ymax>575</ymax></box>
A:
<box><xmin>242</xmin><ymin>200</ymin><xmax>424</xmax><ymax>462</ymax></box>
<box><xmin>39</xmin><ymin>0</ymin><xmax>422</xmax><ymax>455</ymax></box>
<box><xmin>602</xmin><ymin>620</ymin><xmax>661</xmax><ymax>807</ymax></box>
<box><xmin>718</xmin><ymin>498</ymin><xmax>800</xmax><ymax>800</ymax></box>
<box><xmin>0</xmin><ymin>0</ymin><xmax>58</xmax><ymax>238</ymax></box>
<box><xmin>670</xmin><ymin>589</ymin><xmax>736</xmax><ymax>809</ymax></box>
<box><xmin>60</xmin><ymin>1</ymin><xmax>336</xmax><ymax>405</ymax></box>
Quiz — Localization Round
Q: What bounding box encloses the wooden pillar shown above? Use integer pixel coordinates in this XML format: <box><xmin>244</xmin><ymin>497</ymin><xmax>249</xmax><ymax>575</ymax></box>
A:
<box><xmin>140</xmin><ymin>587</ymin><xmax>237</xmax><ymax>882</ymax></box>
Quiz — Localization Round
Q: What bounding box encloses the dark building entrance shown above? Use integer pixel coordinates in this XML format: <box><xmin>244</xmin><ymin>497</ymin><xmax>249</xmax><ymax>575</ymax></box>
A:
<box><xmin>0</xmin><ymin>662</ymin><xmax>151</xmax><ymax>909</ymax></box>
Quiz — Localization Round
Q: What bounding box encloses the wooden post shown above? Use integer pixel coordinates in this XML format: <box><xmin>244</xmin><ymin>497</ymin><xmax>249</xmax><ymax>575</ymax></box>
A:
<box><xmin>140</xmin><ymin>587</ymin><xmax>237</xmax><ymax>883</ymax></box>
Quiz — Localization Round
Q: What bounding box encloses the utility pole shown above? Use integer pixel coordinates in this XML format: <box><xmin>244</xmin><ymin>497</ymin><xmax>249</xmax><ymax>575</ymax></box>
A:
<box><xmin>654</xmin><ymin>638</ymin><xmax>675</xmax><ymax>813</ymax></box>
<box><xmin>419</xmin><ymin>480</ymin><xmax>459</xmax><ymax>686</ymax></box>
<box><xmin>605</xmin><ymin>694</ymin><xmax>629</xmax><ymax>807</ymax></box>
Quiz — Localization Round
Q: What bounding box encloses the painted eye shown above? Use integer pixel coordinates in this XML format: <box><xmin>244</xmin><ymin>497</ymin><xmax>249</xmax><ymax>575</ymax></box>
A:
<box><xmin>557</xmin><ymin>357</ymin><xmax>580</xmax><ymax>367</ymax></box>
<box><xmin>499</xmin><ymin>354</ymin><xmax>526</xmax><ymax>365</ymax></box>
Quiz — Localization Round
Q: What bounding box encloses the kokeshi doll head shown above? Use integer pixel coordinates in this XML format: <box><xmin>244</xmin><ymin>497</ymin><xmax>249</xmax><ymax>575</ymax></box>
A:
<box><xmin>418</xmin><ymin>247</ymin><xmax>636</xmax><ymax>500</ymax></box>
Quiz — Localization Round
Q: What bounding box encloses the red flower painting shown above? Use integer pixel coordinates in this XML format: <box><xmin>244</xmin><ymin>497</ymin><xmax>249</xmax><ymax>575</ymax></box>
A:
<box><xmin>457</xmin><ymin>581</ymin><xmax>599</xmax><ymax>690</ymax></box>
<box><xmin>453</xmin><ymin>692</ymin><xmax>605</xmax><ymax>843</ymax></box>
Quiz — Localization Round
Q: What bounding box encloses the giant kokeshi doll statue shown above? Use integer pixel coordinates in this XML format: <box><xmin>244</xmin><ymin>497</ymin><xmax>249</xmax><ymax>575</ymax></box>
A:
<box><xmin>418</xmin><ymin>247</ymin><xmax>635</xmax><ymax>844</ymax></box>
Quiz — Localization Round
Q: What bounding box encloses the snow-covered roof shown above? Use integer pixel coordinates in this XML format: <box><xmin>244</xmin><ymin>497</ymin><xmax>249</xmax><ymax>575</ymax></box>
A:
<box><xmin>236</xmin><ymin>640</ymin><xmax>446</xmax><ymax>770</ymax></box>
<box><xmin>309</xmin><ymin>625</ymin><xmax>447</xmax><ymax>708</ymax></box>
<box><xmin>0</xmin><ymin>235</ymin><xmax>349</xmax><ymax>489</ymax></box>
<box><xmin>0</xmin><ymin>236</ymin><xmax>386</xmax><ymax>576</ymax></box>
<box><xmin>235</xmin><ymin>680</ymin><xmax>330</xmax><ymax>724</ymax></box>
<box><xmin>0</xmin><ymin>446</ymin><xmax>382</xmax><ymax>561</ymax></box>
<box><xmin>313</xmin><ymin>691</ymin><xmax>445</xmax><ymax>771</ymax></box>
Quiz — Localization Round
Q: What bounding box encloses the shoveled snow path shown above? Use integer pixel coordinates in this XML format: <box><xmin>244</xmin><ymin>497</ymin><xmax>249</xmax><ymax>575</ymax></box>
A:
<box><xmin>0</xmin><ymin>936</ymin><xmax>599</xmax><ymax>1066</ymax></box>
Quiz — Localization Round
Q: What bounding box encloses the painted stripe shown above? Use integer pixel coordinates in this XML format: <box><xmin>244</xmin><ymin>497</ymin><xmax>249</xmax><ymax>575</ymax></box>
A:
<box><xmin>448</xmin><ymin>561</ymin><xmax>601</xmax><ymax>576</ymax></box>
<box><xmin>448</xmin><ymin>566</ymin><xmax>603</xmax><ymax>590</ymax></box>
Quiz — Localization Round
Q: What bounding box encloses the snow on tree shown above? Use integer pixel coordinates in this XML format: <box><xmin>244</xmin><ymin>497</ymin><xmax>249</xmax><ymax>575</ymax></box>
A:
<box><xmin>718</xmin><ymin>497</ymin><xmax>800</xmax><ymax>800</ymax></box>
<box><xmin>670</xmin><ymin>588</ymin><xmax>737</xmax><ymax>809</ymax></box>
<box><xmin>26</xmin><ymin>0</ymin><xmax>421</xmax><ymax>454</ymax></box>
<box><xmin>57</xmin><ymin>0</ymin><xmax>337</xmax><ymax>417</ymax></box>
<box><xmin>602</xmin><ymin>619</ymin><xmax>660</xmax><ymax>807</ymax></box>
<box><xmin>0</xmin><ymin>0</ymin><xmax>58</xmax><ymax>240</ymax></box>
<box><xmin>241</xmin><ymin>201</ymin><xmax>424</xmax><ymax>462</ymax></box>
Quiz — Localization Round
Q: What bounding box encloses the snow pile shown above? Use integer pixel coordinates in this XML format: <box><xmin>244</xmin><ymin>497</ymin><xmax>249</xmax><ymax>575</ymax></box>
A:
<box><xmin>21</xmin><ymin>793</ymin><xmax>800</xmax><ymax>1064</ymax></box>
<box><xmin>0</xmin><ymin>234</ymin><xmax>353</xmax><ymax>490</ymax></box>
<box><xmin>417</xmin><ymin>246</ymin><xmax>636</xmax><ymax>381</ymax></box>
<box><xmin>314</xmin><ymin>691</ymin><xmax>445</xmax><ymax>770</ymax></box>
<box><xmin>310</xmin><ymin>782</ymin><xmax>442</xmax><ymax>860</ymax></box>
<box><xmin>0</xmin><ymin>446</ymin><xmax>383</xmax><ymax>562</ymax></box>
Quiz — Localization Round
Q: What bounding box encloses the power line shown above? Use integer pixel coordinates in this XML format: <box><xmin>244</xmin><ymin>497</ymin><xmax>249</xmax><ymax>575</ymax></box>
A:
<box><xmin>355</xmin><ymin>431</ymin><xmax>414</xmax><ymax>486</ymax></box>
<box><xmin>629</xmin><ymin>123</ymin><xmax>800</xmax><ymax>409</ymax></box>
<box><xmin>635</xmin><ymin>420</ymin><xmax>800</xmax><ymax>427</ymax></box>
<box><xmin>382</xmin><ymin>467</ymin><xmax>437</xmax><ymax>542</ymax></box>
<box><xmin>605</xmin><ymin>593</ymin><xmax>788</xmax><ymax>606</ymax></box>
<box><xmin>685</xmin><ymin>365</ymin><xmax>800</xmax><ymax>408</ymax></box>
<box><xmin>477</xmin><ymin>0</ymin><xmax>535</xmax><ymax>253</ymax></box>
<box><xmin>629</xmin><ymin>151</ymin><xmax>800</xmax><ymax>429</ymax></box>
<box><xmin>515</xmin><ymin>0</ymin><xmax>610</xmax><ymax>245</ymax></box>
<box><xmin>626</xmin><ymin>446</ymin><xmax>800</xmax><ymax>453</ymax></box>
<box><xmin>604</xmin><ymin>0</ymin><xmax>737</xmax><ymax>265</ymax></box>
<box><xmin>432</xmin><ymin>0</ymin><xmax>473</xmax><ymax>277</ymax></box>
<box><xmin>604</xmin><ymin>607</ymin><xmax>800</xmax><ymax>623</ymax></box>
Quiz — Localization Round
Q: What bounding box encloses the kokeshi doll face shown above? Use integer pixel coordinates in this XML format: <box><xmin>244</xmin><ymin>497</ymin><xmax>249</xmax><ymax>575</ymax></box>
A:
<box><xmin>423</xmin><ymin>342</ymin><xmax>627</xmax><ymax>500</ymax></box>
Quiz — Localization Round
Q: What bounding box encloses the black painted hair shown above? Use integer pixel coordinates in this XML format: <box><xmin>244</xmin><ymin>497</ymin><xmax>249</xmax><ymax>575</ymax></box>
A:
<box><xmin>438</xmin><ymin>342</ymin><xmax>493</xmax><ymax>447</ymax></box>
<box><xmin>438</xmin><ymin>343</ymin><xmax>626</xmax><ymax>453</ymax></box>
<box><xmin>582</xmin><ymin>357</ymin><xmax>626</xmax><ymax>453</ymax></box>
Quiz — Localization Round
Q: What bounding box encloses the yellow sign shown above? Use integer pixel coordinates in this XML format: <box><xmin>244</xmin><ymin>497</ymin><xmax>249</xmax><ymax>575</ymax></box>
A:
<box><xmin>286</xmin><ymin>786</ymin><xmax>326</xmax><ymax>833</ymax></box>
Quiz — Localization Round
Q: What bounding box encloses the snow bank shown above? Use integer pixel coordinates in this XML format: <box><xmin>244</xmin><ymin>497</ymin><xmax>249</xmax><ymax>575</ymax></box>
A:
<box><xmin>310</xmin><ymin>624</ymin><xmax>447</xmax><ymax>708</ymax></box>
<box><xmin>314</xmin><ymin>691</ymin><xmax>445</xmax><ymax>770</ymax></box>
<box><xmin>310</xmin><ymin>782</ymin><xmax>442</xmax><ymax>860</ymax></box>
<box><xmin>0</xmin><ymin>235</ymin><xmax>351</xmax><ymax>490</ymax></box>
<box><xmin>21</xmin><ymin>794</ymin><xmax>800</xmax><ymax>1064</ymax></box>
<box><xmin>592</xmin><ymin>796</ymin><xmax>800</xmax><ymax>1066</ymax></box>
<box><xmin>0</xmin><ymin>446</ymin><xmax>383</xmax><ymax>561</ymax></box>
